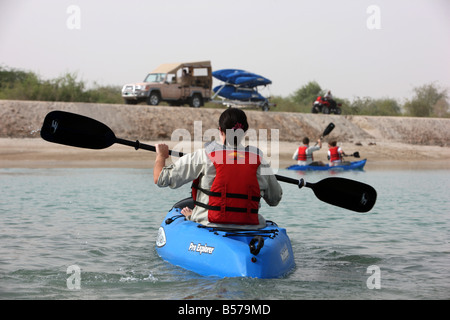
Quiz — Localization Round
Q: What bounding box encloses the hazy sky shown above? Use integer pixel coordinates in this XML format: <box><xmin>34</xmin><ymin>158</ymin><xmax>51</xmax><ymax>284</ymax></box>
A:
<box><xmin>1</xmin><ymin>0</ymin><xmax>449</xmax><ymax>102</ymax></box>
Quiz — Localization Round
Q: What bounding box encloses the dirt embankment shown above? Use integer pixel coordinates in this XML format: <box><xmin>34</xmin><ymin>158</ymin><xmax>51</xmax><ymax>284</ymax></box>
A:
<box><xmin>1</xmin><ymin>100</ymin><xmax>449</xmax><ymax>169</ymax></box>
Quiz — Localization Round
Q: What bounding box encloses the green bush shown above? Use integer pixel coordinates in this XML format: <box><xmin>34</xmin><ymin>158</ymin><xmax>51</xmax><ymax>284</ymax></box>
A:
<box><xmin>347</xmin><ymin>97</ymin><xmax>401</xmax><ymax>116</ymax></box>
<box><xmin>271</xmin><ymin>96</ymin><xmax>310</xmax><ymax>113</ymax></box>
<box><xmin>290</xmin><ymin>81</ymin><xmax>323</xmax><ymax>106</ymax></box>
<box><xmin>403</xmin><ymin>83</ymin><xmax>449</xmax><ymax>117</ymax></box>
<box><xmin>0</xmin><ymin>66</ymin><xmax>122</xmax><ymax>104</ymax></box>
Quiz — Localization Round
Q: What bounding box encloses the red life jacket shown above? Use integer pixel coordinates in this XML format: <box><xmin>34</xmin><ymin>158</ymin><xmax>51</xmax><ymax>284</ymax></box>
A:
<box><xmin>297</xmin><ymin>145</ymin><xmax>313</xmax><ymax>161</ymax></box>
<box><xmin>192</xmin><ymin>147</ymin><xmax>261</xmax><ymax>225</ymax></box>
<box><xmin>329</xmin><ymin>146</ymin><xmax>341</xmax><ymax>162</ymax></box>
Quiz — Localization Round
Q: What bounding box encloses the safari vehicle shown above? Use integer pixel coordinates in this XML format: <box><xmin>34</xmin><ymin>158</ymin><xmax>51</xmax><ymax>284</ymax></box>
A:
<box><xmin>121</xmin><ymin>61</ymin><xmax>212</xmax><ymax>107</ymax></box>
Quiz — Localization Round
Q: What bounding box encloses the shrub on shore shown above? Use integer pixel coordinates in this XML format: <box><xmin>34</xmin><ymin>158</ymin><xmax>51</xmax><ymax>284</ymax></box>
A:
<box><xmin>0</xmin><ymin>66</ymin><xmax>122</xmax><ymax>104</ymax></box>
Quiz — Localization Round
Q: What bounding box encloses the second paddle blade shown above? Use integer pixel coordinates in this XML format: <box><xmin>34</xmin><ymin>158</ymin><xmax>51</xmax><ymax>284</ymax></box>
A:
<box><xmin>322</xmin><ymin>122</ymin><xmax>335</xmax><ymax>137</ymax></box>
<box><xmin>308</xmin><ymin>177</ymin><xmax>377</xmax><ymax>213</ymax></box>
<box><xmin>40</xmin><ymin>110</ymin><xmax>116</xmax><ymax>149</ymax></box>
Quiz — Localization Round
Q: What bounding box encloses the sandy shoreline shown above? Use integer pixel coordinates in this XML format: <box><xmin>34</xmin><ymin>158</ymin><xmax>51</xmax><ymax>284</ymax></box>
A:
<box><xmin>1</xmin><ymin>138</ymin><xmax>449</xmax><ymax>170</ymax></box>
<box><xmin>1</xmin><ymin>100</ymin><xmax>450</xmax><ymax>170</ymax></box>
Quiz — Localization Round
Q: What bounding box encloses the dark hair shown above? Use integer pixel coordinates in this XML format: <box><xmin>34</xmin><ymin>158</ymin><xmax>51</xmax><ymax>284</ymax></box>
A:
<box><xmin>329</xmin><ymin>140</ymin><xmax>337</xmax><ymax>147</ymax></box>
<box><xmin>219</xmin><ymin>108</ymin><xmax>249</xmax><ymax>132</ymax></box>
<box><xmin>218</xmin><ymin>108</ymin><xmax>249</xmax><ymax>147</ymax></box>
<box><xmin>302</xmin><ymin>137</ymin><xmax>310</xmax><ymax>145</ymax></box>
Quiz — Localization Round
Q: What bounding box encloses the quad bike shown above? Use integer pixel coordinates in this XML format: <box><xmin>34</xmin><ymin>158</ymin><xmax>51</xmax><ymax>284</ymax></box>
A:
<box><xmin>312</xmin><ymin>96</ymin><xmax>342</xmax><ymax>114</ymax></box>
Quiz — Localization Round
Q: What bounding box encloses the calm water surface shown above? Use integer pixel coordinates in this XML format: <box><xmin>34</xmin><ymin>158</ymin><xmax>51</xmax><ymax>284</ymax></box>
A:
<box><xmin>0</xmin><ymin>168</ymin><xmax>449</xmax><ymax>300</ymax></box>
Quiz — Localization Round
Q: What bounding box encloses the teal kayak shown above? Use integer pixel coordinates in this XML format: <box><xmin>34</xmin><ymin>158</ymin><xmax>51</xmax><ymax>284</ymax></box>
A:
<box><xmin>287</xmin><ymin>159</ymin><xmax>367</xmax><ymax>171</ymax></box>
<box><xmin>155</xmin><ymin>198</ymin><xmax>295</xmax><ymax>278</ymax></box>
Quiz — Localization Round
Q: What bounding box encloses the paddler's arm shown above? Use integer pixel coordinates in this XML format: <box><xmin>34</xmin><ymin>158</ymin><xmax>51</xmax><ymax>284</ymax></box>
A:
<box><xmin>153</xmin><ymin>143</ymin><xmax>170</xmax><ymax>184</ymax></box>
<box><xmin>258</xmin><ymin>161</ymin><xmax>283</xmax><ymax>206</ymax></box>
<box><xmin>263</xmin><ymin>174</ymin><xmax>283</xmax><ymax>206</ymax></box>
<box><xmin>154</xmin><ymin>147</ymin><xmax>206</xmax><ymax>188</ymax></box>
<box><xmin>292</xmin><ymin>149</ymin><xmax>298</xmax><ymax>161</ymax></box>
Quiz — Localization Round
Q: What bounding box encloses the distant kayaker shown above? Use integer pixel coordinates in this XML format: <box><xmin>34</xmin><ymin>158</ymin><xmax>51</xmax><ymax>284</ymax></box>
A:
<box><xmin>292</xmin><ymin>137</ymin><xmax>324</xmax><ymax>166</ymax></box>
<box><xmin>153</xmin><ymin>108</ymin><xmax>283</xmax><ymax>230</ymax></box>
<box><xmin>328</xmin><ymin>140</ymin><xmax>346</xmax><ymax>166</ymax></box>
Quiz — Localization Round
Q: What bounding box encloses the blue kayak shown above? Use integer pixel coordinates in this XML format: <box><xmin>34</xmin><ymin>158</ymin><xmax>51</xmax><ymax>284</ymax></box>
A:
<box><xmin>287</xmin><ymin>159</ymin><xmax>367</xmax><ymax>171</ymax></box>
<box><xmin>212</xmin><ymin>69</ymin><xmax>272</xmax><ymax>103</ymax></box>
<box><xmin>213</xmin><ymin>85</ymin><xmax>267</xmax><ymax>102</ymax></box>
<box><xmin>212</xmin><ymin>69</ymin><xmax>272</xmax><ymax>87</ymax></box>
<box><xmin>155</xmin><ymin>198</ymin><xmax>295</xmax><ymax>278</ymax></box>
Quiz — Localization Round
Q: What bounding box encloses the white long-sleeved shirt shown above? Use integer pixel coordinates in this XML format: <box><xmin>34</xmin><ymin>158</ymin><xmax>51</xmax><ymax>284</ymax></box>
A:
<box><xmin>292</xmin><ymin>145</ymin><xmax>321</xmax><ymax>165</ymax></box>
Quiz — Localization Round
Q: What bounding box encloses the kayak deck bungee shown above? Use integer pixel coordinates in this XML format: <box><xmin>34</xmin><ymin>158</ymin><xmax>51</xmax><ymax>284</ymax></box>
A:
<box><xmin>155</xmin><ymin>198</ymin><xmax>295</xmax><ymax>278</ymax></box>
<box><xmin>287</xmin><ymin>159</ymin><xmax>367</xmax><ymax>171</ymax></box>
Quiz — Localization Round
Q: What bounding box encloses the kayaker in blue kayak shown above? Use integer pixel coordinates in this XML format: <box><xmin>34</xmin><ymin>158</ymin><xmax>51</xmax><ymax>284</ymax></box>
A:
<box><xmin>153</xmin><ymin>108</ymin><xmax>283</xmax><ymax>230</ymax></box>
<box><xmin>328</xmin><ymin>140</ymin><xmax>349</xmax><ymax>166</ymax></box>
<box><xmin>292</xmin><ymin>137</ymin><xmax>325</xmax><ymax>166</ymax></box>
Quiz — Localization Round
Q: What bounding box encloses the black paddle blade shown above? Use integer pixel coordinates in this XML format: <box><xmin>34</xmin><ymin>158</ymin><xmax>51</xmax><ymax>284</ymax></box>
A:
<box><xmin>41</xmin><ymin>111</ymin><xmax>117</xmax><ymax>149</ymax></box>
<box><xmin>307</xmin><ymin>177</ymin><xmax>377</xmax><ymax>212</ymax></box>
<box><xmin>322</xmin><ymin>122</ymin><xmax>335</xmax><ymax>137</ymax></box>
